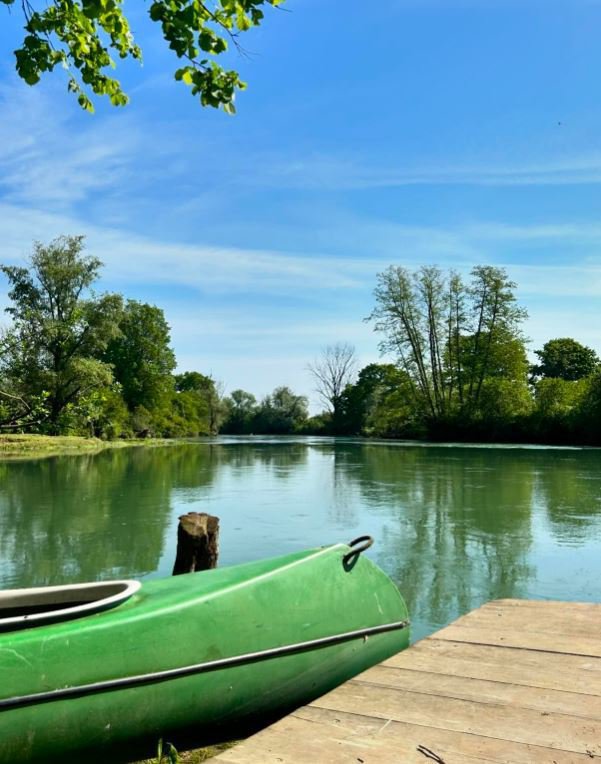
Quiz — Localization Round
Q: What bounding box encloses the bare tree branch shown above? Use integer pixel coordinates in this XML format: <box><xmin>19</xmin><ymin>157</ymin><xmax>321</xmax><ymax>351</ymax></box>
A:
<box><xmin>307</xmin><ymin>343</ymin><xmax>357</xmax><ymax>415</ymax></box>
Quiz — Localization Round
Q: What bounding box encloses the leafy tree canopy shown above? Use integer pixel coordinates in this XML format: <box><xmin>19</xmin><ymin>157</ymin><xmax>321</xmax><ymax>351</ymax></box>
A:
<box><xmin>254</xmin><ymin>386</ymin><xmax>308</xmax><ymax>434</ymax></box>
<box><xmin>175</xmin><ymin>371</ymin><xmax>224</xmax><ymax>433</ymax></box>
<box><xmin>340</xmin><ymin>363</ymin><xmax>416</xmax><ymax>437</ymax></box>
<box><xmin>532</xmin><ymin>338</ymin><xmax>599</xmax><ymax>382</ymax></box>
<box><xmin>1</xmin><ymin>0</ymin><xmax>283</xmax><ymax>113</ymax></box>
<box><xmin>221</xmin><ymin>388</ymin><xmax>257</xmax><ymax>433</ymax></box>
<box><xmin>104</xmin><ymin>299</ymin><xmax>176</xmax><ymax>412</ymax></box>
<box><xmin>175</xmin><ymin>371</ymin><xmax>214</xmax><ymax>393</ymax></box>
<box><xmin>0</xmin><ymin>236</ymin><xmax>122</xmax><ymax>432</ymax></box>
<box><xmin>368</xmin><ymin>265</ymin><xmax>528</xmax><ymax>422</ymax></box>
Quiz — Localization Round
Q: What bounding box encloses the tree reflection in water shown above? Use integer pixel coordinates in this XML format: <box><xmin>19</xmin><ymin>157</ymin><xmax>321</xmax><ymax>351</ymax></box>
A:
<box><xmin>1</xmin><ymin>439</ymin><xmax>600</xmax><ymax>642</ymax></box>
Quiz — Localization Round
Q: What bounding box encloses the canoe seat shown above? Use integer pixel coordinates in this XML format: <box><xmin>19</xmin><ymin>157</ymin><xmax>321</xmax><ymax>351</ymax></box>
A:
<box><xmin>0</xmin><ymin>580</ymin><xmax>141</xmax><ymax>630</ymax></box>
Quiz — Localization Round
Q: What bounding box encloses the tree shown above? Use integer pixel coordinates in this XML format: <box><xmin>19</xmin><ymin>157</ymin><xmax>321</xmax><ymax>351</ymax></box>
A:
<box><xmin>368</xmin><ymin>265</ymin><xmax>528</xmax><ymax>425</ymax></box>
<box><xmin>174</xmin><ymin>371</ymin><xmax>224</xmax><ymax>434</ymax></box>
<box><xmin>0</xmin><ymin>377</ymin><xmax>48</xmax><ymax>431</ymax></box>
<box><xmin>69</xmin><ymin>382</ymin><xmax>131</xmax><ymax>438</ymax></box>
<box><xmin>340</xmin><ymin>363</ymin><xmax>417</xmax><ymax>437</ymax></box>
<box><xmin>307</xmin><ymin>343</ymin><xmax>357</xmax><ymax>433</ymax></box>
<box><xmin>368</xmin><ymin>266</ymin><xmax>453</xmax><ymax>420</ymax></box>
<box><xmin>576</xmin><ymin>371</ymin><xmax>601</xmax><ymax>442</ymax></box>
<box><xmin>534</xmin><ymin>377</ymin><xmax>588</xmax><ymax>420</ymax></box>
<box><xmin>531</xmin><ymin>338</ymin><xmax>599</xmax><ymax>382</ymax></box>
<box><xmin>104</xmin><ymin>300</ymin><xmax>176</xmax><ymax>412</ymax></box>
<box><xmin>2</xmin><ymin>0</ymin><xmax>284</xmax><ymax>113</ymax></box>
<box><xmin>221</xmin><ymin>389</ymin><xmax>257</xmax><ymax>433</ymax></box>
<box><xmin>463</xmin><ymin>267</ymin><xmax>528</xmax><ymax>414</ymax></box>
<box><xmin>0</xmin><ymin>236</ymin><xmax>122</xmax><ymax>432</ymax></box>
<box><xmin>254</xmin><ymin>386</ymin><xmax>308</xmax><ymax>434</ymax></box>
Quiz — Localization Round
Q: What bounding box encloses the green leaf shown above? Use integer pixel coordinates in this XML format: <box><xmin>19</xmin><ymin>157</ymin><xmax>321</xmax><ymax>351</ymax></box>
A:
<box><xmin>3</xmin><ymin>0</ymin><xmax>286</xmax><ymax>112</ymax></box>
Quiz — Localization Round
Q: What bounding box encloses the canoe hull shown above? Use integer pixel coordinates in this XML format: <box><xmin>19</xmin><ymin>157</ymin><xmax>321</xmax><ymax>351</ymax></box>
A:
<box><xmin>0</xmin><ymin>544</ymin><xmax>409</xmax><ymax>762</ymax></box>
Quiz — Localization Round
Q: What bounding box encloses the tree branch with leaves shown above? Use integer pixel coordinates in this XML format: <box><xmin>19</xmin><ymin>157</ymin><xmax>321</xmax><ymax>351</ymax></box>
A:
<box><xmin>1</xmin><ymin>0</ymin><xmax>284</xmax><ymax>113</ymax></box>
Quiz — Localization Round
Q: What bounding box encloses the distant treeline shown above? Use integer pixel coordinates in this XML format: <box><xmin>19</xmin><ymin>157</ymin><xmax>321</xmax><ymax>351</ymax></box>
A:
<box><xmin>221</xmin><ymin>265</ymin><xmax>601</xmax><ymax>446</ymax></box>
<box><xmin>1</xmin><ymin>238</ymin><xmax>600</xmax><ymax>445</ymax></box>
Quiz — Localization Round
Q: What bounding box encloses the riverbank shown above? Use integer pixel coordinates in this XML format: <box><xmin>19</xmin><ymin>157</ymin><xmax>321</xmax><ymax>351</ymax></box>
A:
<box><xmin>0</xmin><ymin>434</ymin><xmax>173</xmax><ymax>460</ymax></box>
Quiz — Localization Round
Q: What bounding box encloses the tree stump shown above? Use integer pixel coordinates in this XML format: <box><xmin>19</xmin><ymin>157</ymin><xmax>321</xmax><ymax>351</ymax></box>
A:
<box><xmin>172</xmin><ymin>512</ymin><xmax>220</xmax><ymax>575</ymax></box>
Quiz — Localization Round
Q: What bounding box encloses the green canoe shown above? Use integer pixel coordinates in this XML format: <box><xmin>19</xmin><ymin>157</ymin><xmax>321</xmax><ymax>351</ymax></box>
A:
<box><xmin>0</xmin><ymin>538</ymin><xmax>409</xmax><ymax>763</ymax></box>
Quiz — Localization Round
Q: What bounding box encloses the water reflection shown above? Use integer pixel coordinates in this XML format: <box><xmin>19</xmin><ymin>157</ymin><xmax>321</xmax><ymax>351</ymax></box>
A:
<box><xmin>1</xmin><ymin>438</ymin><xmax>600</xmax><ymax>640</ymax></box>
<box><xmin>216</xmin><ymin>442</ymin><xmax>308</xmax><ymax>476</ymax></box>
<box><xmin>0</xmin><ymin>446</ymin><xmax>213</xmax><ymax>586</ymax></box>
<box><xmin>534</xmin><ymin>451</ymin><xmax>601</xmax><ymax>544</ymax></box>
<box><xmin>331</xmin><ymin>445</ymin><xmax>538</xmax><ymax>635</ymax></box>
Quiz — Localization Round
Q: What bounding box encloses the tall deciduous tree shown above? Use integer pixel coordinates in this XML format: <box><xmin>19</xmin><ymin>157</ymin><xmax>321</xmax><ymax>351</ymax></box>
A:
<box><xmin>104</xmin><ymin>300</ymin><xmax>176</xmax><ymax>412</ymax></box>
<box><xmin>308</xmin><ymin>342</ymin><xmax>357</xmax><ymax>432</ymax></box>
<box><xmin>2</xmin><ymin>0</ymin><xmax>284</xmax><ymax>113</ymax></box>
<box><xmin>368</xmin><ymin>265</ymin><xmax>528</xmax><ymax>423</ymax></box>
<box><xmin>0</xmin><ymin>236</ymin><xmax>122</xmax><ymax>432</ymax></box>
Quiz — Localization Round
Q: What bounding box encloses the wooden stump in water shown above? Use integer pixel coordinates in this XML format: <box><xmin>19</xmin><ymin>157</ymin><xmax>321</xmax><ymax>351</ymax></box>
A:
<box><xmin>172</xmin><ymin>512</ymin><xmax>220</xmax><ymax>575</ymax></box>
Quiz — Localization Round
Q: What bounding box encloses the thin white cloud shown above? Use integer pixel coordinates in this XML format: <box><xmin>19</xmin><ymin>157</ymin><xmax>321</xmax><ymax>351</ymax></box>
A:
<box><xmin>511</xmin><ymin>264</ymin><xmax>601</xmax><ymax>297</ymax></box>
<box><xmin>0</xmin><ymin>81</ymin><xmax>144</xmax><ymax>207</ymax></box>
<box><xmin>0</xmin><ymin>202</ymin><xmax>379</xmax><ymax>293</ymax></box>
<box><xmin>465</xmin><ymin>221</ymin><xmax>601</xmax><ymax>243</ymax></box>
<box><xmin>248</xmin><ymin>153</ymin><xmax>601</xmax><ymax>191</ymax></box>
<box><xmin>2</xmin><ymin>203</ymin><xmax>601</xmax><ymax>298</ymax></box>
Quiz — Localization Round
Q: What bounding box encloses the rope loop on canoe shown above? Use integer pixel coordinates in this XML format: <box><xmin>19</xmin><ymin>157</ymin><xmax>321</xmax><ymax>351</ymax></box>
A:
<box><xmin>343</xmin><ymin>535</ymin><xmax>374</xmax><ymax>570</ymax></box>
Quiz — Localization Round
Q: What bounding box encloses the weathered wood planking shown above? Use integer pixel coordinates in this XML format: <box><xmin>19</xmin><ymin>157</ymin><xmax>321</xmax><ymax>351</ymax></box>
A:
<box><xmin>214</xmin><ymin>599</ymin><xmax>601</xmax><ymax>763</ymax></box>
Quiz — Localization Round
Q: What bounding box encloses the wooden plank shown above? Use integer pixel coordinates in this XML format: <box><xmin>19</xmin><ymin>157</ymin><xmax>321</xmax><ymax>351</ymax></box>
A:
<box><xmin>382</xmin><ymin>639</ymin><xmax>601</xmax><ymax>695</ymax></box>
<box><xmin>311</xmin><ymin>681</ymin><xmax>601</xmax><ymax>754</ymax></box>
<box><xmin>486</xmin><ymin>599</ymin><xmax>601</xmax><ymax>614</ymax></box>
<box><xmin>454</xmin><ymin>603</ymin><xmax>601</xmax><ymax>639</ymax></box>
<box><xmin>354</xmin><ymin>665</ymin><xmax>601</xmax><ymax>719</ymax></box>
<box><xmin>215</xmin><ymin>707</ymin><xmax>601</xmax><ymax>763</ymax></box>
<box><xmin>434</xmin><ymin>623</ymin><xmax>601</xmax><ymax>657</ymax></box>
<box><xmin>214</xmin><ymin>600</ymin><xmax>601</xmax><ymax>763</ymax></box>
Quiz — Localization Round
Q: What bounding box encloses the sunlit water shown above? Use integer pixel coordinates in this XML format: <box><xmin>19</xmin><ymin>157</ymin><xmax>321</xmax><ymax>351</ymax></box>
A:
<box><xmin>1</xmin><ymin>436</ymin><xmax>600</xmax><ymax>640</ymax></box>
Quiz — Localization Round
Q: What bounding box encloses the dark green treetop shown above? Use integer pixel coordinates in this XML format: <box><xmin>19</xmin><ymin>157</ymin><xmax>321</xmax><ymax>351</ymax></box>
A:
<box><xmin>175</xmin><ymin>371</ymin><xmax>214</xmax><ymax>393</ymax></box>
<box><xmin>1</xmin><ymin>0</ymin><xmax>284</xmax><ymax>113</ymax></box>
<box><xmin>532</xmin><ymin>338</ymin><xmax>599</xmax><ymax>382</ymax></box>
<box><xmin>340</xmin><ymin>363</ymin><xmax>416</xmax><ymax>437</ymax></box>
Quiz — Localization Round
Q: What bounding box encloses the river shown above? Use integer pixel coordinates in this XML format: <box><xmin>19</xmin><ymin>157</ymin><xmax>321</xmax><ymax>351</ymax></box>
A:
<box><xmin>1</xmin><ymin>436</ymin><xmax>600</xmax><ymax>640</ymax></box>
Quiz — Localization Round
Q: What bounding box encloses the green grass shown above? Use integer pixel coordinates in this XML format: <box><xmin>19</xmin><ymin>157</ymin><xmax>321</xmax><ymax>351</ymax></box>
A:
<box><xmin>136</xmin><ymin>741</ymin><xmax>237</xmax><ymax>764</ymax></box>
<box><xmin>0</xmin><ymin>434</ymin><xmax>172</xmax><ymax>460</ymax></box>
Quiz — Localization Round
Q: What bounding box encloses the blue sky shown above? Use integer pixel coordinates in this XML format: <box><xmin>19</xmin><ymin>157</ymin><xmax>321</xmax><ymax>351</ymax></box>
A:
<box><xmin>1</xmin><ymin>0</ymin><xmax>601</xmax><ymax>409</ymax></box>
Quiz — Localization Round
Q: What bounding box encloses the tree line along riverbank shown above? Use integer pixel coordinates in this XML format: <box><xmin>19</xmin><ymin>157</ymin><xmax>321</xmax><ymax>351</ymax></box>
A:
<box><xmin>1</xmin><ymin>236</ymin><xmax>600</xmax><ymax>447</ymax></box>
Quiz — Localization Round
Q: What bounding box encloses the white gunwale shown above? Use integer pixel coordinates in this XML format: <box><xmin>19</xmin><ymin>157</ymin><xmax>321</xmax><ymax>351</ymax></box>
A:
<box><xmin>0</xmin><ymin>579</ymin><xmax>141</xmax><ymax>628</ymax></box>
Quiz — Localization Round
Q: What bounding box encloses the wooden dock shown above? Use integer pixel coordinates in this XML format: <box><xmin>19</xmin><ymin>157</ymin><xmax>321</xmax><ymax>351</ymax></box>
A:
<box><xmin>215</xmin><ymin>599</ymin><xmax>601</xmax><ymax>763</ymax></box>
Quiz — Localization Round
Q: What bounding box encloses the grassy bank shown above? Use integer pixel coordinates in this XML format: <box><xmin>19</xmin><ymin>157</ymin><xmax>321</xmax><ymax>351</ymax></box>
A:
<box><xmin>0</xmin><ymin>434</ymin><xmax>173</xmax><ymax>460</ymax></box>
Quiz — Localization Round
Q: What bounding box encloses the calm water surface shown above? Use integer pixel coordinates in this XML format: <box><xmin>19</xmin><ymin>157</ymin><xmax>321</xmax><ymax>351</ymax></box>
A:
<box><xmin>1</xmin><ymin>436</ymin><xmax>600</xmax><ymax>640</ymax></box>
